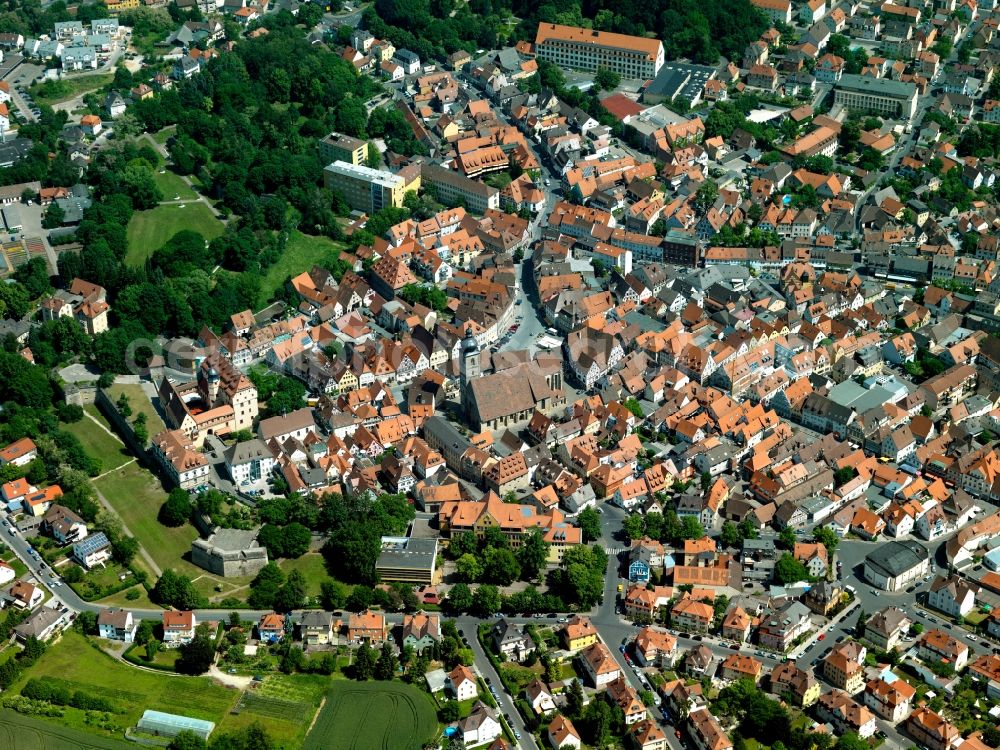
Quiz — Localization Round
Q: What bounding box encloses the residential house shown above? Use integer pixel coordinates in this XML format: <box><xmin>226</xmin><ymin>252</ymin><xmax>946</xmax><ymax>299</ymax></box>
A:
<box><xmin>579</xmin><ymin>642</ymin><xmax>622</xmax><ymax>687</ymax></box>
<box><xmin>449</xmin><ymin>664</ymin><xmax>478</xmax><ymax>701</ymax></box>
<box><xmin>865</xmin><ymin>607</ymin><xmax>911</xmax><ymax>651</ymax></box>
<box><xmin>97</xmin><ymin>608</ymin><xmax>136</xmax><ymax>643</ymax></box>
<box><xmin>561</xmin><ymin>616</ymin><xmax>599</xmax><ymax>651</ymax></box>
<box><xmin>162</xmin><ymin>610</ymin><xmax>196</xmax><ymax>646</ymax></box>
<box><xmin>402</xmin><ymin>611</ymin><xmax>440</xmax><ymax>652</ymax></box>
<box><xmin>927</xmin><ymin>575</ymin><xmax>979</xmax><ymax>618</ymax></box>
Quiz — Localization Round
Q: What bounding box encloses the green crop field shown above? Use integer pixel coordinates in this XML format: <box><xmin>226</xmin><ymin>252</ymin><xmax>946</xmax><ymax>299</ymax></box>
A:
<box><xmin>218</xmin><ymin>674</ymin><xmax>327</xmax><ymax>747</ymax></box>
<box><xmin>303</xmin><ymin>681</ymin><xmax>438</xmax><ymax>750</ymax></box>
<box><xmin>0</xmin><ymin>709</ymin><xmax>131</xmax><ymax>749</ymax></box>
<box><xmin>126</xmin><ymin>203</ymin><xmax>224</xmax><ymax>265</ymax></box>
<box><xmin>11</xmin><ymin>632</ymin><xmax>238</xmax><ymax>739</ymax></box>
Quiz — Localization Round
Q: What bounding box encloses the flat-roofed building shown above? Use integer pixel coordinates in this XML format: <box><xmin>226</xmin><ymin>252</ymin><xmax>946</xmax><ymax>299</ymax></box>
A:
<box><xmin>534</xmin><ymin>23</ymin><xmax>665</xmax><ymax>79</ymax></box>
<box><xmin>318</xmin><ymin>131</ymin><xmax>367</xmax><ymax>166</ymax></box>
<box><xmin>323</xmin><ymin>160</ymin><xmax>406</xmax><ymax>214</ymax></box>
<box><xmin>375</xmin><ymin>535</ymin><xmax>438</xmax><ymax>584</ymax></box>
<box><xmin>834</xmin><ymin>75</ymin><xmax>918</xmax><ymax>121</ymax></box>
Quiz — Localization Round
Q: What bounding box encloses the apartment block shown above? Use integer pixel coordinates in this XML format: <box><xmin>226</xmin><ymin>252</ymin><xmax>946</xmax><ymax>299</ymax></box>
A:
<box><xmin>534</xmin><ymin>23</ymin><xmax>664</xmax><ymax>79</ymax></box>
<box><xmin>318</xmin><ymin>131</ymin><xmax>367</xmax><ymax>166</ymax></box>
<box><xmin>323</xmin><ymin>161</ymin><xmax>406</xmax><ymax>214</ymax></box>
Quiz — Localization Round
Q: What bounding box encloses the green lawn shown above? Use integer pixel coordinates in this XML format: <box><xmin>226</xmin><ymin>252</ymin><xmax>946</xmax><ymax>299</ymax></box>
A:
<box><xmin>152</xmin><ymin>169</ymin><xmax>198</xmax><ymax>202</ymax></box>
<box><xmin>151</xmin><ymin>126</ymin><xmax>176</xmax><ymax>145</ymax></box>
<box><xmin>12</xmin><ymin>631</ymin><xmax>239</xmax><ymax>739</ymax></box>
<box><xmin>60</xmin><ymin>415</ymin><xmax>131</xmax><ymax>472</ymax></box>
<box><xmin>92</xmin><ymin>462</ymin><xmax>197</xmax><ymax>577</ymax></box>
<box><xmin>303</xmin><ymin>680</ymin><xmax>438</xmax><ymax>750</ymax></box>
<box><xmin>259</xmin><ymin>231</ymin><xmax>345</xmax><ymax>304</ymax></box>
<box><xmin>1</xmin><ymin>546</ymin><xmax>28</xmax><ymax>578</ymax></box>
<box><xmin>278</xmin><ymin>554</ymin><xmax>330</xmax><ymax>599</ymax></box>
<box><xmin>102</xmin><ymin>384</ymin><xmax>165</xmax><ymax>435</ymax></box>
<box><xmin>29</xmin><ymin>73</ymin><xmax>113</xmax><ymax>105</ymax></box>
<box><xmin>95</xmin><ymin>583</ymin><xmax>157</xmax><ymax>610</ymax></box>
<box><xmin>126</xmin><ymin>203</ymin><xmax>224</xmax><ymax>265</ymax></box>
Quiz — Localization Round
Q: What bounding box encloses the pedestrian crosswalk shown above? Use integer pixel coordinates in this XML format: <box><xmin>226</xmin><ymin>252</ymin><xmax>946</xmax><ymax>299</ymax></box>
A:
<box><xmin>604</xmin><ymin>546</ymin><xmax>628</xmax><ymax>555</ymax></box>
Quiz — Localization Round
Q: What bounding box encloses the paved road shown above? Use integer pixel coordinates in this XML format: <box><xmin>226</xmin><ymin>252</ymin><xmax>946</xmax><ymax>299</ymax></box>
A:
<box><xmin>462</xmin><ymin>618</ymin><xmax>539</xmax><ymax>750</ymax></box>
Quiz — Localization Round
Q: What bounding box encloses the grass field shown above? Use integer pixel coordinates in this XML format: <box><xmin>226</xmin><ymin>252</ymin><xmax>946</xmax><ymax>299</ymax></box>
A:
<box><xmin>0</xmin><ymin>709</ymin><xmax>131</xmax><ymax>749</ymax></box>
<box><xmin>126</xmin><ymin>203</ymin><xmax>224</xmax><ymax>265</ymax></box>
<box><xmin>278</xmin><ymin>554</ymin><xmax>330</xmax><ymax>598</ymax></box>
<box><xmin>29</xmin><ymin>73</ymin><xmax>113</xmax><ymax>105</ymax></box>
<box><xmin>95</xmin><ymin>583</ymin><xmax>156</xmax><ymax>609</ymax></box>
<box><xmin>102</xmin><ymin>384</ymin><xmax>166</xmax><ymax>435</ymax></box>
<box><xmin>258</xmin><ymin>231</ymin><xmax>345</xmax><ymax>303</ymax></box>
<box><xmin>152</xmin><ymin>168</ymin><xmax>198</xmax><ymax>201</ymax></box>
<box><xmin>303</xmin><ymin>681</ymin><xmax>438</xmax><ymax>750</ymax></box>
<box><xmin>93</xmin><ymin>462</ymin><xmax>196</xmax><ymax>577</ymax></box>
<box><xmin>151</xmin><ymin>126</ymin><xmax>176</xmax><ymax>145</ymax></box>
<box><xmin>60</xmin><ymin>413</ymin><xmax>131</xmax><ymax>472</ymax></box>
<box><xmin>12</xmin><ymin>632</ymin><xmax>239</xmax><ymax>738</ymax></box>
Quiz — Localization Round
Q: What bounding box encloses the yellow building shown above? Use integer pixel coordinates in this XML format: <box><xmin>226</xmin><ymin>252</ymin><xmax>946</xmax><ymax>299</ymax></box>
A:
<box><xmin>323</xmin><ymin>160</ymin><xmax>406</xmax><ymax>214</ymax></box>
<box><xmin>318</xmin><ymin>132</ymin><xmax>367</xmax><ymax>166</ymax></box>
<box><xmin>561</xmin><ymin>615</ymin><xmax>599</xmax><ymax>651</ymax></box>
<box><xmin>105</xmin><ymin>0</ymin><xmax>140</xmax><ymax>14</ymax></box>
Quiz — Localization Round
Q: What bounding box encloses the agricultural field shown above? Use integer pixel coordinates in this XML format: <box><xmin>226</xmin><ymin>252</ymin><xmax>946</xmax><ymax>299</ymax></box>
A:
<box><xmin>303</xmin><ymin>681</ymin><xmax>438</xmax><ymax>750</ymax></box>
<box><xmin>11</xmin><ymin>632</ymin><xmax>238</xmax><ymax>739</ymax></box>
<box><xmin>125</xmin><ymin>203</ymin><xmax>224</xmax><ymax>265</ymax></box>
<box><xmin>219</xmin><ymin>674</ymin><xmax>327</xmax><ymax>748</ymax></box>
<box><xmin>0</xmin><ymin>710</ymin><xmax>131</xmax><ymax>749</ymax></box>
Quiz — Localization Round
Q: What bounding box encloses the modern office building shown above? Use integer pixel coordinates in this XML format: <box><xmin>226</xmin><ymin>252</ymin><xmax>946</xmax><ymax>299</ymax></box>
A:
<box><xmin>323</xmin><ymin>160</ymin><xmax>406</xmax><ymax>214</ymax></box>
<box><xmin>534</xmin><ymin>23</ymin><xmax>665</xmax><ymax>79</ymax></box>
<box><xmin>318</xmin><ymin>131</ymin><xmax>367</xmax><ymax>166</ymax></box>
<box><xmin>834</xmin><ymin>74</ymin><xmax>918</xmax><ymax>121</ymax></box>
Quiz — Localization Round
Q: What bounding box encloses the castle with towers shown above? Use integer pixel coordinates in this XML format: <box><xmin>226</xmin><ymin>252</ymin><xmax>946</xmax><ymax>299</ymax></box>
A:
<box><xmin>158</xmin><ymin>352</ymin><xmax>259</xmax><ymax>448</ymax></box>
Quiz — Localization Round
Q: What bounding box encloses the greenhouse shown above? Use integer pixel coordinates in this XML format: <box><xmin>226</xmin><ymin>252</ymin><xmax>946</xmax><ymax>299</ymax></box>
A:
<box><xmin>136</xmin><ymin>709</ymin><xmax>215</xmax><ymax>740</ymax></box>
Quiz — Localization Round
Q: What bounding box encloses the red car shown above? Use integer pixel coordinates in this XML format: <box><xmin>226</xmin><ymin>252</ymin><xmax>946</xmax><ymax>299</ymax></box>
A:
<box><xmin>624</xmin><ymin>653</ymin><xmax>632</xmax><ymax>665</ymax></box>
<box><xmin>817</xmin><ymin>633</ymin><xmax>826</xmax><ymax>641</ymax></box>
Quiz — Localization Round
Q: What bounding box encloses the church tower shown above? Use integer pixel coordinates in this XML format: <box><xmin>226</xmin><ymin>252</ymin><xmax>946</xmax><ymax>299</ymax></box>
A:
<box><xmin>460</xmin><ymin>329</ymin><xmax>480</xmax><ymax>418</ymax></box>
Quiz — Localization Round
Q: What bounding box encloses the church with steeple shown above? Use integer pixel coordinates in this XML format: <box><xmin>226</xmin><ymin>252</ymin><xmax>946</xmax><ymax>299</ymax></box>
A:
<box><xmin>458</xmin><ymin>333</ymin><xmax>565</xmax><ymax>432</ymax></box>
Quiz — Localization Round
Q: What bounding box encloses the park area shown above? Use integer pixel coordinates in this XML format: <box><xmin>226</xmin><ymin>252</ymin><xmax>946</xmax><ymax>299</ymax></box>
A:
<box><xmin>152</xmin><ymin>168</ymin><xmax>198</xmax><ymax>202</ymax></box>
<box><xmin>60</xmin><ymin>406</ymin><xmax>131</xmax><ymax>473</ymax></box>
<box><xmin>9</xmin><ymin>632</ymin><xmax>238</xmax><ymax>739</ymax></box>
<box><xmin>126</xmin><ymin>203</ymin><xmax>225</xmax><ymax>265</ymax></box>
<box><xmin>303</xmin><ymin>680</ymin><xmax>438</xmax><ymax>750</ymax></box>
<box><xmin>93</xmin><ymin>461</ymin><xmax>195</xmax><ymax>578</ymax></box>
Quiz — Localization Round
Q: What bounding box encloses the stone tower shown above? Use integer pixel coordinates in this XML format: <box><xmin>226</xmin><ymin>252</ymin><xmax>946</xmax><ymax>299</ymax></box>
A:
<box><xmin>460</xmin><ymin>329</ymin><xmax>480</xmax><ymax>418</ymax></box>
